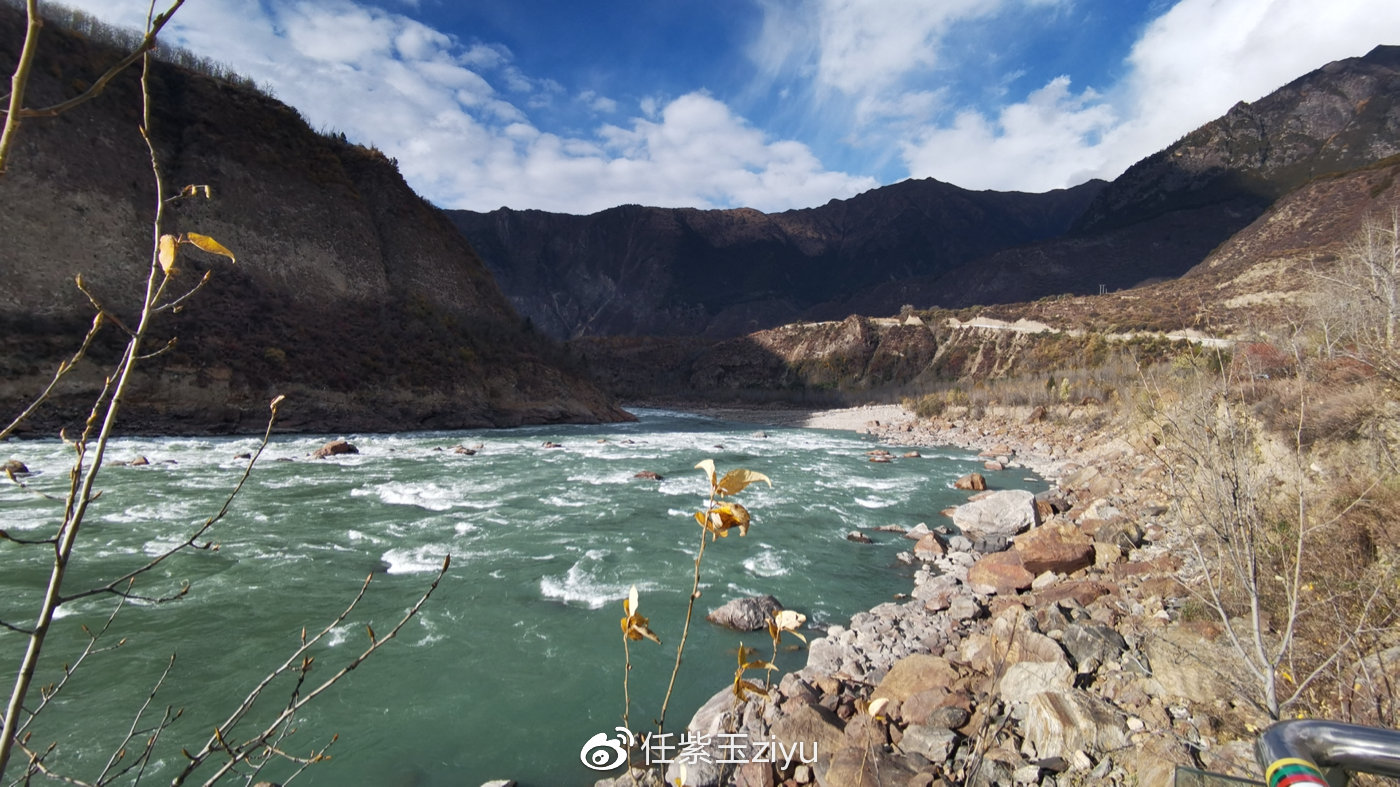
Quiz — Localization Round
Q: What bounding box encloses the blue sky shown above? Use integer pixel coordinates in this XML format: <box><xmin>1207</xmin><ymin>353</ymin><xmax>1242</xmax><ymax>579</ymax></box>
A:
<box><xmin>57</xmin><ymin>0</ymin><xmax>1400</xmax><ymax>214</ymax></box>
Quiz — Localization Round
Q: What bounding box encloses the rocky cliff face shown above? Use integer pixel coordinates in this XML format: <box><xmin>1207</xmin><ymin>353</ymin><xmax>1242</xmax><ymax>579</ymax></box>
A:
<box><xmin>0</xmin><ymin>7</ymin><xmax>629</xmax><ymax>434</ymax></box>
<box><xmin>450</xmin><ymin>179</ymin><xmax>1103</xmax><ymax>340</ymax></box>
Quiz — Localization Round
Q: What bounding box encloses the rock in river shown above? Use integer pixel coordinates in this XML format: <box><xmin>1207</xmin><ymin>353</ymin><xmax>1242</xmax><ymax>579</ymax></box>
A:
<box><xmin>707</xmin><ymin>594</ymin><xmax>784</xmax><ymax>631</ymax></box>
<box><xmin>311</xmin><ymin>439</ymin><xmax>358</xmax><ymax>459</ymax></box>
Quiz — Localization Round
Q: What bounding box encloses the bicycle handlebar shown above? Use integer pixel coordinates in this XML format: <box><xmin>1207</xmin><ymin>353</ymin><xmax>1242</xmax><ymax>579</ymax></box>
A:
<box><xmin>1256</xmin><ymin>720</ymin><xmax>1400</xmax><ymax>786</ymax></box>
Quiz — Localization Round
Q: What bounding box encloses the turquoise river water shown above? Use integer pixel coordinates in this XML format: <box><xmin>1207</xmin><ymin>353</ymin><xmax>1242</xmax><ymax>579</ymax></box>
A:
<box><xmin>0</xmin><ymin>410</ymin><xmax>1043</xmax><ymax>786</ymax></box>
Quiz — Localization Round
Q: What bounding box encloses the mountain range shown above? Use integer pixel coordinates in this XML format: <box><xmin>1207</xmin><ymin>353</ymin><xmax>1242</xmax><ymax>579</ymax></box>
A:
<box><xmin>452</xmin><ymin>45</ymin><xmax>1400</xmax><ymax>343</ymax></box>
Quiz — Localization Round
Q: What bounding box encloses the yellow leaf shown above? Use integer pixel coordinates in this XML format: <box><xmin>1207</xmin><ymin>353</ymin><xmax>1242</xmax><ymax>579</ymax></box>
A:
<box><xmin>184</xmin><ymin>232</ymin><xmax>236</xmax><ymax>263</ymax></box>
<box><xmin>621</xmin><ymin>585</ymin><xmax>660</xmax><ymax>643</ymax></box>
<box><xmin>733</xmin><ymin>679</ymin><xmax>769</xmax><ymax>700</ymax></box>
<box><xmin>695</xmin><ymin>458</ymin><xmax>717</xmax><ymax>490</ymax></box>
<box><xmin>716</xmin><ymin>469</ymin><xmax>772</xmax><ymax>497</ymax></box>
<box><xmin>712</xmin><ymin>502</ymin><xmax>751</xmax><ymax>536</ymax></box>
<box><xmin>158</xmin><ymin>234</ymin><xmax>178</xmax><ymax>275</ymax></box>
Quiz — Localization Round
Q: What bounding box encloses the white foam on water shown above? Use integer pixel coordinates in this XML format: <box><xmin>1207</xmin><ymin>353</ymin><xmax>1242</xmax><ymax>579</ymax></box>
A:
<box><xmin>103</xmin><ymin>500</ymin><xmax>201</xmax><ymax>525</ymax></box>
<box><xmin>539</xmin><ymin>571</ymin><xmax>655</xmax><ymax>609</ymax></box>
<box><xmin>411</xmin><ymin>616</ymin><xmax>445</xmax><ymax>647</ymax></box>
<box><xmin>854</xmin><ymin>496</ymin><xmax>895</xmax><ymax>509</ymax></box>
<box><xmin>538</xmin><ymin>548</ymin><xmax>652</xmax><ymax>609</ymax></box>
<box><xmin>818</xmin><ymin>476</ymin><xmax>918</xmax><ymax>493</ymax></box>
<box><xmin>566</xmin><ymin>468</ymin><xmax>642</xmax><ymax>485</ymax></box>
<box><xmin>743</xmin><ymin>550</ymin><xmax>790</xmax><ymax>578</ymax></box>
<box><xmin>257</xmin><ymin>475</ymin><xmax>344</xmax><ymax>490</ymax></box>
<box><xmin>142</xmin><ymin>536</ymin><xmax>186</xmax><ymax>557</ymax></box>
<box><xmin>453</xmin><ymin>522</ymin><xmax>480</xmax><ymax>536</ymax></box>
<box><xmin>541</xmin><ymin>493</ymin><xmax>588</xmax><ymax>508</ymax></box>
<box><xmin>380</xmin><ymin>545</ymin><xmax>451</xmax><ymax>574</ymax></box>
<box><xmin>325</xmin><ymin>626</ymin><xmax>348</xmax><ymax>648</ymax></box>
<box><xmin>351</xmin><ymin>481</ymin><xmax>466</xmax><ymax>511</ymax></box>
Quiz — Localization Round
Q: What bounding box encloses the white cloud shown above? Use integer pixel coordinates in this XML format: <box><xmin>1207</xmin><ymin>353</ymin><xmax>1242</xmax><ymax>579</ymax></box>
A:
<box><xmin>51</xmin><ymin>0</ymin><xmax>873</xmax><ymax>214</ymax></box>
<box><xmin>902</xmin><ymin>77</ymin><xmax>1117</xmax><ymax>191</ymax></box>
<box><xmin>578</xmin><ymin>90</ymin><xmax>618</xmax><ymax>115</ymax></box>
<box><xmin>813</xmin><ymin>0</ymin><xmax>1000</xmax><ymax>95</ymax></box>
<box><xmin>488</xmin><ymin>92</ymin><xmax>878</xmax><ymax>212</ymax></box>
<box><xmin>50</xmin><ymin>0</ymin><xmax>1398</xmax><ymax>211</ymax></box>
<box><xmin>1115</xmin><ymin>0</ymin><xmax>1400</xmax><ymax>160</ymax></box>
<box><xmin>900</xmin><ymin>0</ymin><xmax>1400</xmax><ymax>190</ymax></box>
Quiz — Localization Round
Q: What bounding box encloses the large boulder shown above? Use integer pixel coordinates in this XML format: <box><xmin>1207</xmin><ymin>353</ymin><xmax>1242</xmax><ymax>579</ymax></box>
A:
<box><xmin>820</xmin><ymin>744</ymin><xmax>917</xmax><ymax>786</ymax></box>
<box><xmin>706</xmin><ymin>594</ymin><xmax>783</xmax><ymax>631</ymax></box>
<box><xmin>871</xmin><ymin>654</ymin><xmax>960</xmax><ymax>704</ymax></box>
<box><xmin>1141</xmin><ymin>624</ymin><xmax>1238</xmax><ymax>706</ymax></box>
<box><xmin>999</xmin><ymin>659</ymin><xmax>1074</xmax><ymax>706</ymax></box>
<box><xmin>954</xmin><ymin>472</ymin><xmax>987</xmax><ymax>491</ymax></box>
<box><xmin>1012</xmin><ymin>522</ymin><xmax>1095</xmax><ymax>576</ymax></box>
<box><xmin>1342</xmin><ymin>645</ymin><xmax>1400</xmax><ymax>726</ymax></box>
<box><xmin>966</xmin><ymin>551</ymin><xmax>1034</xmax><ymax>596</ymax></box>
<box><xmin>1062</xmin><ymin>623</ymin><xmax>1128</xmax><ymax>675</ymax></box>
<box><xmin>959</xmin><ymin>610</ymin><xmax>1067</xmax><ymax>676</ymax></box>
<box><xmin>311</xmin><ymin>439</ymin><xmax>358</xmax><ymax>459</ymax></box>
<box><xmin>1022</xmin><ymin>690</ymin><xmax>1129</xmax><ymax>760</ymax></box>
<box><xmin>951</xmin><ymin>489</ymin><xmax>1038</xmax><ymax>550</ymax></box>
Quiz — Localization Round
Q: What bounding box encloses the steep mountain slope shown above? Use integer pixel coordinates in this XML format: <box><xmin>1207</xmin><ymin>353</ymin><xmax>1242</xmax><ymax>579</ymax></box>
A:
<box><xmin>982</xmin><ymin>156</ymin><xmax>1400</xmax><ymax>334</ymax></box>
<box><xmin>853</xmin><ymin>45</ymin><xmax>1400</xmax><ymax>311</ymax></box>
<box><xmin>0</xmin><ymin>7</ymin><xmax>629</xmax><ymax>434</ymax></box>
<box><xmin>450</xmin><ymin>179</ymin><xmax>1103</xmax><ymax>339</ymax></box>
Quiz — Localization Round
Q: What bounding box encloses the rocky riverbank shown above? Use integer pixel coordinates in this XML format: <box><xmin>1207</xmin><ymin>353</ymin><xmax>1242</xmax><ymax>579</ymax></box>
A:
<box><xmin>597</xmin><ymin>400</ymin><xmax>1269</xmax><ymax>787</ymax></box>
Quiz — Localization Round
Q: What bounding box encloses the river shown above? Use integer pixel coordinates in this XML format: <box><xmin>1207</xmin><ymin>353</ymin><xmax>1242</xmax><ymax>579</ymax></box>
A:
<box><xmin>0</xmin><ymin>409</ymin><xmax>1043</xmax><ymax>786</ymax></box>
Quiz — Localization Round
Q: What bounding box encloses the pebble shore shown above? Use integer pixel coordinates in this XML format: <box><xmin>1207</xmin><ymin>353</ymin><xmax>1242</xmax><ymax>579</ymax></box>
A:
<box><xmin>588</xmin><ymin>400</ymin><xmax>1267</xmax><ymax>787</ymax></box>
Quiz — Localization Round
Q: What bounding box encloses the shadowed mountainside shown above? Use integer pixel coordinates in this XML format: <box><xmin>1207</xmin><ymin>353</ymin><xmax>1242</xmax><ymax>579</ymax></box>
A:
<box><xmin>450</xmin><ymin>179</ymin><xmax>1103</xmax><ymax>340</ymax></box>
<box><xmin>0</xmin><ymin>6</ymin><xmax>630</xmax><ymax>434</ymax></box>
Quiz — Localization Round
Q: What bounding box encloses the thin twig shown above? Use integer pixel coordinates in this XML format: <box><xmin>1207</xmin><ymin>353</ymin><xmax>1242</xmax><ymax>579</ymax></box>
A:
<box><xmin>94</xmin><ymin>654</ymin><xmax>178</xmax><ymax>784</ymax></box>
<box><xmin>154</xmin><ymin>271</ymin><xmax>212</xmax><ymax>314</ymax></box>
<box><xmin>60</xmin><ymin>397</ymin><xmax>284</xmax><ymax>606</ymax></box>
<box><xmin>656</xmin><ymin>496</ymin><xmax>715</xmax><ymax>733</ymax></box>
<box><xmin>170</xmin><ymin>557</ymin><xmax>450</xmax><ymax>786</ymax></box>
<box><xmin>0</xmin><ymin>312</ymin><xmax>104</xmax><ymax>442</ymax></box>
<box><xmin>6</xmin><ymin>1</ymin><xmax>188</xmax><ymax>123</ymax></box>
<box><xmin>15</xmin><ymin>592</ymin><xmax>130</xmax><ymax>738</ymax></box>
